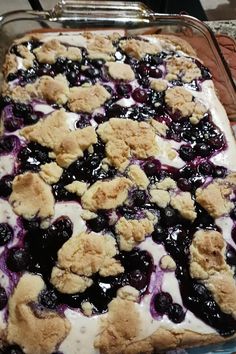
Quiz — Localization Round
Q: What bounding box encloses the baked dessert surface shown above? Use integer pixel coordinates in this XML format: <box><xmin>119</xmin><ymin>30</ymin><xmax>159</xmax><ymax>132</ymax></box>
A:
<box><xmin>0</xmin><ymin>31</ymin><xmax>236</xmax><ymax>354</ymax></box>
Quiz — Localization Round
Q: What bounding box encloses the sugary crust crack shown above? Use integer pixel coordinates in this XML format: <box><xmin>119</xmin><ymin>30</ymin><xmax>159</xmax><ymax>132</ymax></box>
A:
<box><xmin>166</xmin><ymin>57</ymin><xmax>201</xmax><ymax>83</ymax></box>
<box><xmin>2</xmin><ymin>54</ymin><xmax>17</xmax><ymax>77</ymax></box>
<box><xmin>33</xmin><ymin>39</ymin><xmax>82</xmax><ymax>63</ymax></box>
<box><xmin>57</xmin><ymin>232</ymin><xmax>124</xmax><ymax>279</ymax></box>
<box><xmin>127</xmin><ymin>164</ymin><xmax>149</xmax><ymax>189</ymax></box>
<box><xmin>106</xmin><ymin>62</ymin><xmax>135</xmax><ymax>81</ymax></box>
<box><xmin>150</xmin><ymin>189</ymin><xmax>170</xmax><ymax>208</ymax></box>
<box><xmin>196</xmin><ymin>181</ymin><xmax>233</xmax><ymax>218</ymax></box>
<box><xmin>68</xmin><ymin>84</ymin><xmax>111</xmax><ymax>113</ymax></box>
<box><xmin>65</xmin><ymin>181</ymin><xmax>87</xmax><ymax>197</ymax></box>
<box><xmin>115</xmin><ymin>217</ymin><xmax>154</xmax><ymax>251</ymax></box>
<box><xmin>87</xmin><ymin>34</ymin><xmax>116</xmax><ymax>60</ymax></box>
<box><xmin>9</xmin><ymin>172</ymin><xmax>54</xmax><ymax>220</ymax></box>
<box><xmin>54</xmin><ymin>126</ymin><xmax>97</xmax><ymax>168</ymax></box>
<box><xmin>165</xmin><ymin>86</ymin><xmax>207</xmax><ymax>121</ymax></box>
<box><xmin>150</xmin><ymin>79</ymin><xmax>168</xmax><ymax>92</ymax></box>
<box><xmin>94</xmin><ymin>297</ymin><xmax>139</xmax><ymax>354</ymax></box>
<box><xmin>190</xmin><ymin>230</ymin><xmax>229</xmax><ymax>280</ymax></box>
<box><xmin>39</xmin><ymin>162</ymin><xmax>63</xmax><ymax>185</ymax></box>
<box><xmin>97</xmin><ymin>118</ymin><xmax>158</xmax><ymax>169</ymax></box>
<box><xmin>81</xmin><ymin>177</ymin><xmax>132</xmax><ymax>211</ymax></box>
<box><xmin>50</xmin><ymin>266</ymin><xmax>93</xmax><ymax>294</ymax></box>
<box><xmin>170</xmin><ymin>192</ymin><xmax>197</xmax><ymax>222</ymax></box>
<box><xmin>119</xmin><ymin>38</ymin><xmax>161</xmax><ymax>60</ymax></box>
<box><xmin>7</xmin><ymin>274</ymin><xmax>70</xmax><ymax>354</ymax></box>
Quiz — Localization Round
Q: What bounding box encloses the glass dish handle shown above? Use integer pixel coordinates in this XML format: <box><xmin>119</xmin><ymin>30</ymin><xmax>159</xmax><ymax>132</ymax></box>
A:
<box><xmin>51</xmin><ymin>0</ymin><xmax>155</xmax><ymax>19</ymax></box>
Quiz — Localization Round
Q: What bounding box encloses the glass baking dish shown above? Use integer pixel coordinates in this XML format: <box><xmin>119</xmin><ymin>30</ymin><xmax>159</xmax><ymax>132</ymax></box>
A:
<box><xmin>0</xmin><ymin>0</ymin><xmax>235</xmax><ymax>120</ymax></box>
<box><xmin>0</xmin><ymin>1</ymin><xmax>236</xmax><ymax>353</ymax></box>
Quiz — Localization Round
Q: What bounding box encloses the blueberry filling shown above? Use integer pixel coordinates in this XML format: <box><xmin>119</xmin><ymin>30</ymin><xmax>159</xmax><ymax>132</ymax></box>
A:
<box><xmin>0</xmin><ymin>287</ymin><xmax>8</xmax><ymax>310</ymax></box>
<box><xmin>0</xmin><ymin>175</ymin><xmax>14</xmax><ymax>198</ymax></box>
<box><xmin>153</xmin><ymin>292</ymin><xmax>172</xmax><ymax>314</ymax></box>
<box><xmin>6</xmin><ymin>248</ymin><xmax>30</xmax><ymax>273</ymax></box>
<box><xmin>0</xmin><ymin>223</ymin><xmax>13</xmax><ymax>246</ymax></box>
<box><xmin>1</xmin><ymin>345</ymin><xmax>25</xmax><ymax>354</ymax></box>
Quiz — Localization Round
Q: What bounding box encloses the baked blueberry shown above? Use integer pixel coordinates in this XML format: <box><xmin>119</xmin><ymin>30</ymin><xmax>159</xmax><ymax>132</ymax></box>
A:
<box><xmin>0</xmin><ymin>136</ymin><xmax>16</xmax><ymax>154</ymax></box>
<box><xmin>0</xmin><ymin>175</ymin><xmax>14</xmax><ymax>197</ymax></box>
<box><xmin>39</xmin><ymin>289</ymin><xmax>58</xmax><ymax>309</ymax></box>
<box><xmin>132</xmin><ymin>88</ymin><xmax>148</xmax><ymax>103</ymax></box>
<box><xmin>87</xmin><ymin>213</ymin><xmax>107</xmax><ymax>232</ymax></box>
<box><xmin>152</xmin><ymin>225</ymin><xmax>166</xmax><ymax>244</ymax></box>
<box><xmin>179</xmin><ymin>145</ymin><xmax>195</xmax><ymax>162</ymax></box>
<box><xmin>168</xmin><ymin>303</ymin><xmax>185</xmax><ymax>323</ymax></box>
<box><xmin>0</xmin><ymin>223</ymin><xmax>13</xmax><ymax>246</ymax></box>
<box><xmin>0</xmin><ymin>286</ymin><xmax>8</xmax><ymax>310</ymax></box>
<box><xmin>132</xmin><ymin>190</ymin><xmax>147</xmax><ymax>206</ymax></box>
<box><xmin>177</xmin><ymin>178</ymin><xmax>192</xmax><ymax>191</ymax></box>
<box><xmin>4</xmin><ymin>345</ymin><xmax>24</xmax><ymax>354</ymax></box>
<box><xmin>144</xmin><ymin>160</ymin><xmax>160</xmax><ymax>176</ymax></box>
<box><xmin>161</xmin><ymin>207</ymin><xmax>179</xmax><ymax>226</ymax></box>
<box><xmin>6</xmin><ymin>248</ymin><xmax>30</xmax><ymax>272</ymax></box>
<box><xmin>154</xmin><ymin>292</ymin><xmax>172</xmax><ymax>314</ymax></box>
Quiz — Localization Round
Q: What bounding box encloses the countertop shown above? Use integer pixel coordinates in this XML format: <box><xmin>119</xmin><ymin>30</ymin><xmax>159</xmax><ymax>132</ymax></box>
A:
<box><xmin>207</xmin><ymin>20</ymin><xmax>236</xmax><ymax>38</ymax></box>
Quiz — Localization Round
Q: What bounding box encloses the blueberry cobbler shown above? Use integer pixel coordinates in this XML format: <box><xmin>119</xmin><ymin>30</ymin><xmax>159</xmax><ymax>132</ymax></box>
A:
<box><xmin>0</xmin><ymin>31</ymin><xmax>236</xmax><ymax>354</ymax></box>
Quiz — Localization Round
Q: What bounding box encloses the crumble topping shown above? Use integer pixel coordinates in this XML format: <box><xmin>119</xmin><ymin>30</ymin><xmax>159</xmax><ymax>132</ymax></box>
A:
<box><xmin>37</xmin><ymin>74</ymin><xmax>70</xmax><ymax>105</ymax></box>
<box><xmin>9</xmin><ymin>172</ymin><xmax>54</xmax><ymax>220</ymax></box>
<box><xmin>65</xmin><ymin>181</ymin><xmax>88</xmax><ymax>197</ymax></box>
<box><xmin>150</xmin><ymin>79</ymin><xmax>168</xmax><ymax>92</ymax></box>
<box><xmin>80</xmin><ymin>210</ymin><xmax>98</xmax><ymax>221</ymax></box>
<box><xmin>165</xmin><ymin>86</ymin><xmax>207</xmax><ymax>121</ymax></box>
<box><xmin>81</xmin><ymin>177</ymin><xmax>132</xmax><ymax>211</ymax></box>
<box><xmin>160</xmin><ymin>255</ymin><xmax>177</xmax><ymax>271</ymax></box>
<box><xmin>150</xmin><ymin>119</ymin><xmax>168</xmax><ymax>137</ymax></box>
<box><xmin>117</xmin><ymin>286</ymin><xmax>140</xmax><ymax>302</ymax></box>
<box><xmin>150</xmin><ymin>189</ymin><xmax>170</xmax><ymax>208</ymax></box>
<box><xmin>50</xmin><ymin>266</ymin><xmax>93</xmax><ymax>294</ymax></box>
<box><xmin>106</xmin><ymin>62</ymin><xmax>135</xmax><ymax>81</ymax></box>
<box><xmin>57</xmin><ymin>232</ymin><xmax>124</xmax><ymax>281</ymax></box>
<box><xmin>54</xmin><ymin>126</ymin><xmax>97</xmax><ymax>168</ymax></box>
<box><xmin>127</xmin><ymin>164</ymin><xmax>149</xmax><ymax>189</ymax></box>
<box><xmin>39</xmin><ymin>162</ymin><xmax>63</xmax><ymax>185</ymax></box>
<box><xmin>97</xmin><ymin>118</ymin><xmax>158</xmax><ymax>169</ymax></box>
<box><xmin>17</xmin><ymin>45</ymin><xmax>35</xmax><ymax>69</ymax></box>
<box><xmin>156</xmin><ymin>177</ymin><xmax>176</xmax><ymax>190</ymax></box>
<box><xmin>170</xmin><ymin>192</ymin><xmax>197</xmax><ymax>222</ymax></box>
<box><xmin>196</xmin><ymin>181</ymin><xmax>233</xmax><ymax>218</ymax></box>
<box><xmin>7</xmin><ymin>274</ymin><xmax>70</xmax><ymax>354</ymax></box>
<box><xmin>190</xmin><ymin>230</ymin><xmax>229</xmax><ymax>280</ymax></box>
<box><xmin>115</xmin><ymin>217</ymin><xmax>154</xmax><ymax>251</ymax></box>
<box><xmin>33</xmin><ymin>39</ymin><xmax>82</xmax><ymax>63</ymax></box>
<box><xmin>105</xmin><ymin>139</ymin><xmax>130</xmax><ymax>170</ymax></box>
<box><xmin>81</xmin><ymin>302</ymin><xmax>94</xmax><ymax>317</ymax></box>
<box><xmin>21</xmin><ymin>109</ymin><xmax>70</xmax><ymax>150</ymax></box>
<box><xmin>68</xmin><ymin>84</ymin><xmax>111</xmax><ymax>113</ymax></box>
<box><xmin>190</xmin><ymin>230</ymin><xmax>236</xmax><ymax>317</ymax></box>
<box><xmin>94</xmin><ymin>296</ymin><xmax>139</xmax><ymax>354</ymax></box>
<box><xmin>2</xmin><ymin>54</ymin><xmax>17</xmax><ymax>77</ymax></box>
<box><xmin>166</xmin><ymin>57</ymin><xmax>201</xmax><ymax>83</ymax></box>
<box><xmin>87</xmin><ymin>34</ymin><xmax>116</xmax><ymax>60</ymax></box>
<box><xmin>206</xmin><ymin>273</ymin><xmax>236</xmax><ymax>317</ymax></box>
<box><xmin>119</xmin><ymin>38</ymin><xmax>161</xmax><ymax>59</ymax></box>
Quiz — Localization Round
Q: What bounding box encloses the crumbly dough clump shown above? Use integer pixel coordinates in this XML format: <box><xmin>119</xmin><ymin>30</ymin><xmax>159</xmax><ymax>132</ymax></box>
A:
<box><xmin>39</xmin><ymin>162</ymin><xmax>63</xmax><ymax>185</ymax></box>
<box><xmin>68</xmin><ymin>84</ymin><xmax>111</xmax><ymax>113</ymax></box>
<box><xmin>190</xmin><ymin>230</ymin><xmax>236</xmax><ymax>317</ymax></box>
<box><xmin>196</xmin><ymin>181</ymin><xmax>233</xmax><ymax>218</ymax></box>
<box><xmin>150</xmin><ymin>79</ymin><xmax>168</xmax><ymax>92</ymax></box>
<box><xmin>119</xmin><ymin>38</ymin><xmax>161</xmax><ymax>59</ymax></box>
<box><xmin>128</xmin><ymin>165</ymin><xmax>149</xmax><ymax>189</ymax></box>
<box><xmin>97</xmin><ymin>118</ymin><xmax>158</xmax><ymax>169</ymax></box>
<box><xmin>50</xmin><ymin>266</ymin><xmax>93</xmax><ymax>294</ymax></box>
<box><xmin>165</xmin><ymin>87</ymin><xmax>207</xmax><ymax>121</ymax></box>
<box><xmin>94</xmin><ymin>296</ymin><xmax>139</xmax><ymax>354</ymax></box>
<box><xmin>7</xmin><ymin>274</ymin><xmax>70</xmax><ymax>354</ymax></box>
<box><xmin>106</xmin><ymin>62</ymin><xmax>135</xmax><ymax>81</ymax></box>
<box><xmin>87</xmin><ymin>34</ymin><xmax>116</xmax><ymax>60</ymax></box>
<box><xmin>17</xmin><ymin>45</ymin><xmax>35</xmax><ymax>69</ymax></box>
<box><xmin>9</xmin><ymin>172</ymin><xmax>54</xmax><ymax>220</ymax></box>
<box><xmin>160</xmin><ymin>255</ymin><xmax>176</xmax><ymax>271</ymax></box>
<box><xmin>156</xmin><ymin>177</ymin><xmax>176</xmax><ymax>190</ymax></box>
<box><xmin>166</xmin><ymin>57</ymin><xmax>201</xmax><ymax>83</ymax></box>
<box><xmin>81</xmin><ymin>177</ymin><xmax>132</xmax><ymax>211</ymax></box>
<box><xmin>33</xmin><ymin>39</ymin><xmax>82</xmax><ymax>63</ymax></box>
<box><xmin>57</xmin><ymin>232</ymin><xmax>124</xmax><ymax>282</ymax></box>
<box><xmin>2</xmin><ymin>54</ymin><xmax>17</xmax><ymax>77</ymax></box>
<box><xmin>170</xmin><ymin>192</ymin><xmax>197</xmax><ymax>222</ymax></box>
<box><xmin>37</xmin><ymin>74</ymin><xmax>70</xmax><ymax>105</ymax></box>
<box><xmin>150</xmin><ymin>189</ymin><xmax>170</xmax><ymax>208</ymax></box>
<box><xmin>150</xmin><ymin>119</ymin><xmax>168</xmax><ymax>137</ymax></box>
<box><xmin>65</xmin><ymin>181</ymin><xmax>87</xmax><ymax>197</ymax></box>
<box><xmin>190</xmin><ymin>230</ymin><xmax>228</xmax><ymax>280</ymax></box>
<box><xmin>115</xmin><ymin>217</ymin><xmax>154</xmax><ymax>251</ymax></box>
